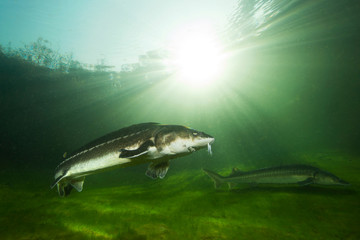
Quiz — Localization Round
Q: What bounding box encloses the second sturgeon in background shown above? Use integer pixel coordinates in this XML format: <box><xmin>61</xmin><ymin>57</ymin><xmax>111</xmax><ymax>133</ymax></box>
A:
<box><xmin>203</xmin><ymin>164</ymin><xmax>349</xmax><ymax>189</ymax></box>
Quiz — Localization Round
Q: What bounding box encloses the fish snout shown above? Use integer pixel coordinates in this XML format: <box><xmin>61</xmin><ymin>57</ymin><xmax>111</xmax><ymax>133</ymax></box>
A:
<box><xmin>202</xmin><ymin>132</ymin><xmax>214</xmax><ymax>140</ymax></box>
<box><xmin>338</xmin><ymin>178</ymin><xmax>350</xmax><ymax>186</ymax></box>
<box><xmin>197</xmin><ymin>131</ymin><xmax>214</xmax><ymax>144</ymax></box>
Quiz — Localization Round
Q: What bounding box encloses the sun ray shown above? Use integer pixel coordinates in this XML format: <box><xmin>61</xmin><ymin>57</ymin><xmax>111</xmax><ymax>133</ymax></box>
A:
<box><xmin>166</xmin><ymin>23</ymin><xmax>226</xmax><ymax>88</ymax></box>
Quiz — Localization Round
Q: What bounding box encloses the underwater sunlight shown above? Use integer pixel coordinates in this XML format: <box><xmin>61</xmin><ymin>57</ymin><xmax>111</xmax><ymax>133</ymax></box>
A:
<box><xmin>167</xmin><ymin>23</ymin><xmax>225</xmax><ymax>88</ymax></box>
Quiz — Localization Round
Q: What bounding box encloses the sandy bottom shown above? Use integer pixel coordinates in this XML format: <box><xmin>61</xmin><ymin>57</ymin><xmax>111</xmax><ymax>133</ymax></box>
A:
<box><xmin>1</xmin><ymin>151</ymin><xmax>359</xmax><ymax>240</ymax></box>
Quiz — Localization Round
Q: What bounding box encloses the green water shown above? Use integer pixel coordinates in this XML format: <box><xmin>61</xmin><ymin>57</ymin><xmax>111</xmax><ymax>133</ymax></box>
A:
<box><xmin>1</xmin><ymin>0</ymin><xmax>360</xmax><ymax>239</ymax></box>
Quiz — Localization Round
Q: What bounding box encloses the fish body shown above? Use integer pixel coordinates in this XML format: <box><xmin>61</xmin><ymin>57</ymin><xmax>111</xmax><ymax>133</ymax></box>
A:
<box><xmin>52</xmin><ymin>122</ymin><xmax>214</xmax><ymax>197</ymax></box>
<box><xmin>203</xmin><ymin>164</ymin><xmax>349</xmax><ymax>189</ymax></box>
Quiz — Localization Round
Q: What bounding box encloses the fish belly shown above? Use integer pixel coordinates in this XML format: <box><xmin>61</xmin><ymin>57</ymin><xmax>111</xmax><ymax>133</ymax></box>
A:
<box><xmin>67</xmin><ymin>152</ymin><xmax>131</xmax><ymax>178</ymax></box>
<box><xmin>253</xmin><ymin>175</ymin><xmax>308</xmax><ymax>184</ymax></box>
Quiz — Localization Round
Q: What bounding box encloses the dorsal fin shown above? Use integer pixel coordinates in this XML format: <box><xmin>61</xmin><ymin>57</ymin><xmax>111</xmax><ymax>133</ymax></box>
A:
<box><xmin>229</xmin><ymin>167</ymin><xmax>243</xmax><ymax>177</ymax></box>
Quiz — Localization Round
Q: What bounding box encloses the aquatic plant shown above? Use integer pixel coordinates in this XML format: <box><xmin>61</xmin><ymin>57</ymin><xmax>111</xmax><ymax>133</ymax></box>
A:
<box><xmin>0</xmin><ymin>38</ymin><xmax>115</xmax><ymax>74</ymax></box>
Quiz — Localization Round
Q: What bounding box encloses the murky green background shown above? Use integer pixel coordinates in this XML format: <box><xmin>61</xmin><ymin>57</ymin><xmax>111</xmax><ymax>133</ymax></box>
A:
<box><xmin>1</xmin><ymin>0</ymin><xmax>359</xmax><ymax>239</ymax></box>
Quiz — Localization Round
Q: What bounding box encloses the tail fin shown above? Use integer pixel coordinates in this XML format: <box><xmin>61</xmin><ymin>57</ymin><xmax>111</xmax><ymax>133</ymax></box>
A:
<box><xmin>202</xmin><ymin>169</ymin><xmax>225</xmax><ymax>189</ymax></box>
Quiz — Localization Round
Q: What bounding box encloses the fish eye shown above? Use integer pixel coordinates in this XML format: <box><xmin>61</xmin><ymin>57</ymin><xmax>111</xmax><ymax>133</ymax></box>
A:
<box><xmin>192</xmin><ymin>132</ymin><xmax>198</xmax><ymax>136</ymax></box>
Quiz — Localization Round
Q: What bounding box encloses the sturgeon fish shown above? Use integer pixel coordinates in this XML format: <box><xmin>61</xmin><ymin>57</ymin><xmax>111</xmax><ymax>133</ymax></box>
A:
<box><xmin>203</xmin><ymin>164</ymin><xmax>349</xmax><ymax>189</ymax></box>
<box><xmin>52</xmin><ymin>122</ymin><xmax>214</xmax><ymax>197</ymax></box>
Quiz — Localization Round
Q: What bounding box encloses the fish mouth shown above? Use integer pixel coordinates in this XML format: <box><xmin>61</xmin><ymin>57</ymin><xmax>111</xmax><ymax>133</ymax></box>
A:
<box><xmin>202</xmin><ymin>137</ymin><xmax>215</xmax><ymax>146</ymax></box>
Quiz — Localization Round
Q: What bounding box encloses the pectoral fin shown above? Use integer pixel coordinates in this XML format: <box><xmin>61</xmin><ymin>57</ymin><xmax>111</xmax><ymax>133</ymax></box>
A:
<box><xmin>119</xmin><ymin>140</ymin><xmax>155</xmax><ymax>158</ymax></box>
<box><xmin>70</xmin><ymin>177</ymin><xmax>85</xmax><ymax>192</ymax></box>
<box><xmin>145</xmin><ymin>160</ymin><xmax>170</xmax><ymax>179</ymax></box>
<box><xmin>298</xmin><ymin>178</ymin><xmax>314</xmax><ymax>186</ymax></box>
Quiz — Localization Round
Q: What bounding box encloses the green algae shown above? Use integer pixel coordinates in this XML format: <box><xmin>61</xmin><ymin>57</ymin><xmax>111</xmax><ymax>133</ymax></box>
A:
<box><xmin>1</xmin><ymin>151</ymin><xmax>359</xmax><ymax>240</ymax></box>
